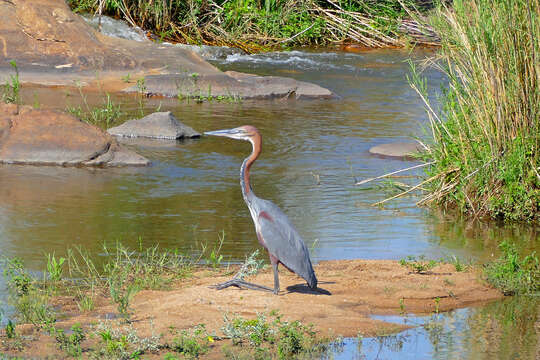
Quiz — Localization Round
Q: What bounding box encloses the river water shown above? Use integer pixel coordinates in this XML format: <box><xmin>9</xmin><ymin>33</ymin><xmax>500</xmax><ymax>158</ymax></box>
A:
<box><xmin>0</xmin><ymin>19</ymin><xmax>538</xmax><ymax>358</ymax></box>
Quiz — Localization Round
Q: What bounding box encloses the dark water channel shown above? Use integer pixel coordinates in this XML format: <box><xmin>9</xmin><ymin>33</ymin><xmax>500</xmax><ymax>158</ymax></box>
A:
<box><xmin>1</xmin><ymin>44</ymin><xmax>538</xmax><ymax>358</ymax></box>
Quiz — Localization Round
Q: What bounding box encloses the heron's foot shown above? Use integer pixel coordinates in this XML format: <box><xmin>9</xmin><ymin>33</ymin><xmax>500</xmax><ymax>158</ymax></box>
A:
<box><xmin>209</xmin><ymin>278</ymin><xmax>274</xmax><ymax>293</ymax></box>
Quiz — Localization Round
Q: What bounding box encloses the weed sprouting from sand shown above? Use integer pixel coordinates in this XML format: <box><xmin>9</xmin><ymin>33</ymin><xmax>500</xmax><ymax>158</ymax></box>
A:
<box><xmin>2</xmin><ymin>60</ymin><xmax>21</xmax><ymax>111</ymax></box>
<box><xmin>221</xmin><ymin>311</ymin><xmax>328</xmax><ymax>359</ymax></box>
<box><xmin>51</xmin><ymin>323</ymin><xmax>85</xmax><ymax>357</ymax></box>
<box><xmin>207</xmin><ymin>230</ymin><xmax>225</xmax><ymax>269</ymax></box>
<box><xmin>399</xmin><ymin>255</ymin><xmax>438</xmax><ymax>274</ymax></box>
<box><xmin>168</xmin><ymin>324</ymin><xmax>213</xmax><ymax>358</ymax></box>
<box><xmin>235</xmin><ymin>249</ymin><xmax>265</xmax><ymax>280</ymax></box>
<box><xmin>92</xmin><ymin>320</ymin><xmax>162</xmax><ymax>358</ymax></box>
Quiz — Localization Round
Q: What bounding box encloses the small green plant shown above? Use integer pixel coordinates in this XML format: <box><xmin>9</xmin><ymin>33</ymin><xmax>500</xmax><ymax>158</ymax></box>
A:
<box><xmin>399</xmin><ymin>255</ymin><xmax>438</xmax><ymax>274</ymax></box>
<box><xmin>221</xmin><ymin>311</ymin><xmax>322</xmax><ymax>359</ymax></box>
<box><xmin>76</xmin><ymin>292</ymin><xmax>95</xmax><ymax>312</ymax></box>
<box><xmin>222</xmin><ymin>313</ymin><xmax>274</xmax><ymax>346</ymax></box>
<box><xmin>136</xmin><ymin>78</ymin><xmax>147</xmax><ymax>117</ymax></box>
<box><xmin>97</xmin><ymin>327</ymin><xmax>129</xmax><ymax>357</ymax></box>
<box><xmin>2</xmin><ymin>257</ymin><xmax>32</xmax><ymax>296</ymax></box>
<box><xmin>122</xmin><ymin>73</ymin><xmax>132</xmax><ymax>83</ymax></box>
<box><xmin>170</xmin><ymin>324</ymin><xmax>212</xmax><ymax>358</ymax></box>
<box><xmin>66</xmin><ymin>92</ymin><xmax>123</xmax><ymax>129</ymax></box>
<box><xmin>46</xmin><ymin>253</ymin><xmax>66</xmax><ymax>282</ymax></box>
<box><xmin>433</xmin><ymin>297</ymin><xmax>440</xmax><ymax>314</ymax></box>
<box><xmin>52</xmin><ymin>323</ymin><xmax>86</xmax><ymax>357</ymax></box>
<box><xmin>2</xmin><ymin>60</ymin><xmax>21</xmax><ymax>107</ymax></box>
<box><xmin>446</xmin><ymin>255</ymin><xmax>467</xmax><ymax>272</ymax></box>
<box><xmin>5</xmin><ymin>320</ymin><xmax>16</xmax><ymax>339</ymax></box>
<box><xmin>235</xmin><ymin>249</ymin><xmax>265</xmax><ymax>280</ymax></box>
<box><xmin>208</xmin><ymin>231</ymin><xmax>225</xmax><ymax>269</ymax></box>
<box><xmin>92</xmin><ymin>321</ymin><xmax>160</xmax><ymax>358</ymax></box>
<box><xmin>108</xmin><ymin>279</ymin><xmax>138</xmax><ymax>319</ymax></box>
<box><xmin>484</xmin><ymin>241</ymin><xmax>540</xmax><ymax>295</ymax></box>
<box><xmin>399</xmin><ymin>298</ymin><xmax>405</xmax><ymax>315</ymax></box>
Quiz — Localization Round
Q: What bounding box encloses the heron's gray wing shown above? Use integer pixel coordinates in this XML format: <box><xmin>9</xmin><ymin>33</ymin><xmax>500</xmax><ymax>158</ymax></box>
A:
<box><xmin>256</xmin><ymin>200</ymin><xmax>317</xmax><ymax>287</ymax></box>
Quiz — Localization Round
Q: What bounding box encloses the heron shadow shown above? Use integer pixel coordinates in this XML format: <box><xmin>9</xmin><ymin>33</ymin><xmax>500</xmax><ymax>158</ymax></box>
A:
<box><xmin>285</xmin><ymin>281</ymin><xmax>334</xmax><ymax>295</ymax></box>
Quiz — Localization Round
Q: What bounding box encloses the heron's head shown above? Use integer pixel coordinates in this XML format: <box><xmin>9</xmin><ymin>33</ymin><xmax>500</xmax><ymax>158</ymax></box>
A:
<box><xmin>204</xmin><ymin>125</ymin><xmax>259</xmax><ymax>142</ymax></box>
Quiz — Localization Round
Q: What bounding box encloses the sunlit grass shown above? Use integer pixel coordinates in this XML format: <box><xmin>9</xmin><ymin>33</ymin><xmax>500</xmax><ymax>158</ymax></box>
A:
<box><xmin>410</xmin><ymin>0</ymin><xmax>539</xmax><ymax>222</ymax></box>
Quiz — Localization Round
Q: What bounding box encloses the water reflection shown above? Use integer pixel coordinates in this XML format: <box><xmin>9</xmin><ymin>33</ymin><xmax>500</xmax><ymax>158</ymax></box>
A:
<box><xmin>329</xmin><ymin>297</ymin><xmax>538</xmax><ymax>360</ymax></box>
<box><xmin>1</xmin><ymin>48</ymin><xmax>538</xmax><ymax>357</ymax></box>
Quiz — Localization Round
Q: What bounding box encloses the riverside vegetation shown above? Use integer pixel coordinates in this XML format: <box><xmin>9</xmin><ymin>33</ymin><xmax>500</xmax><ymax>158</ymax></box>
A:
<box><xmin>67</xmin><ymin>0</ymin><xmax>438</xmax><ymax>50</ymax></box>
<box><xmin>1</xmin><ymin>239</ymin><xmax>536</xmax><ymax>358</ymax></box>
<box><xmin>410</xmin><ymin>0</ymin><xmax>539</xmax><ymax>222</ymax></box>
<box><xmin>0</xmin><ymin>241</ymin><xmax>335</xmax><ymax>359</ymax></box>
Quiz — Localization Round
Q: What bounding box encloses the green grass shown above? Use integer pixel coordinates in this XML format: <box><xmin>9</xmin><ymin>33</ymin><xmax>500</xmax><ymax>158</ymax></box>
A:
<box><xmin>51</xmin><ymin>323</ymin><xmax>86</xmax><ymax>357</ymax></box>
<box><xmin>399</xmin><ymin>255</ymin><xmax>438</xmax><ymax>274</ymax></box>
<box><xmin>0</xmin><ymin>241</ymin><xmax>334</xmax><ymax>358</ymax></box>
<box><xmin>484</xmin><ymin>241</ymin><xmax>539</xmax><ymax>295</ymax></box>
<box><xmin>1</xmin><ymin>60</ymin><xmax>20</xmax><ymax>107</ymax></box>
<box><xmin>66</xmin><ymin>92</ymin><xmax>124</xmax><ymax>129</ymax></box>
<box><xmin>221</xmin><ymin>311</ymin><xmax>329</xmax><ymax>359</ymax></box>
<box><xmin>410</xmin><ymin>0</ymin><xmax>539</xmax><ymax>222</ymax></box>
<box><xmin>169</xmin><ymin>324</ymin><xmax>213</xmax><ymax>358</ymax></box>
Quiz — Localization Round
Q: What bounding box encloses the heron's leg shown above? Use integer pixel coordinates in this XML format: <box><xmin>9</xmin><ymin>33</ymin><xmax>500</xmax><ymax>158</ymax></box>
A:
<box><xmin>272</xmin><ymin>262</ymin><xmax>280</xmax><ymax>295</ymax></box>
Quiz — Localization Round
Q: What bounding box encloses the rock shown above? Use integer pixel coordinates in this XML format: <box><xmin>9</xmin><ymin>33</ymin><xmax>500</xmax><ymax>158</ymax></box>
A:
<box><xmin>369</xmin><ymin>142</ymin><xmax>423</xmax><ymax>160</ymax></box>
<box><xmin>107</xmin><ymin>112</ymin><xmax>200</xmax><ymax>140</ymax></box>
<box><xmin>0</xmin><ymin>0</ymin><xmax>335</xmax><ymax>100</ymax></box>
<box><xmin>0</xmin><ymin>103</ymin><xmax>149</xmax><ymax>167</ymax></box>
<box><xmin>127</xmin><ymin>72</ymin><xmax>335</xmax><ymax>100</ymax></box>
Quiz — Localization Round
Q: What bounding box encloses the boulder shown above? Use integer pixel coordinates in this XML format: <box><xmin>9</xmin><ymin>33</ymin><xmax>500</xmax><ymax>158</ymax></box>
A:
<box><xmin>107</xmin><ymin>112</ymin><xmax>200</xmax><ymax>140</ymax></box>
<box><xmin>0</xmin><ymin>103</ymin><xmax>149</xmax><ymax>166</ymax></box>
<box><xmin>369</xmin><ymin>142</ymin><xmax>423</xmax><ymax>160</ymax></box>
<box><xmin>0</xmin><ymin>0</ymin><xmax>335</xmax><ymax>100</ymax></box>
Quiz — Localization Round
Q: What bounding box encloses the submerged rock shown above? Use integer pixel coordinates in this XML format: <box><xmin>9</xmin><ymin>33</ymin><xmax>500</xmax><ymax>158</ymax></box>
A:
<box><xmin>0</xmin><ymin>103</ymin><xmax>149</xmax><ymax>167</ymax></box>
<box><xmin>369</xmin><ymin>142</ymin><xmax>423</xmax><ymax>160</ymax></box>
<box><xmin>107</xmin><ymin>112</ymin><xmax>200</xmax><ymax>140</ymax></box>
<box><xmin>125</xmin><ymin>71</ymin><xmax>335</xmax><ymax>100</ymax></box>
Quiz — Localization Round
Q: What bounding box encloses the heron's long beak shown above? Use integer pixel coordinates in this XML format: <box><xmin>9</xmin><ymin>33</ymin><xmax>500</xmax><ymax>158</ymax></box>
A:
<box><xmin>204</xmin><ymin>128</ymin><xmax>238</xmax><ymax>138</ymax></box>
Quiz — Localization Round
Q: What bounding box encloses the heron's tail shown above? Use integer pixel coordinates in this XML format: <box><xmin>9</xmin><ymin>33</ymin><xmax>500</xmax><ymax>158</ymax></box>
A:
<box><xmin>307</xmin><ymin>271</ymin><xmax>318</xmax><ymax>289</ymax></box>
<box><xmin>305</xmin><ymin>261</ymin><xmax>318</xmax><ymax>289</ymax></box>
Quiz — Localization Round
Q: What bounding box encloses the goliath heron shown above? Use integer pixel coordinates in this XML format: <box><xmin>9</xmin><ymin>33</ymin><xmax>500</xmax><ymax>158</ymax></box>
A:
<box><xmin>205</xmin><ymin>125</ymin><xmax>317</xmax><ymax>295</ymax></box>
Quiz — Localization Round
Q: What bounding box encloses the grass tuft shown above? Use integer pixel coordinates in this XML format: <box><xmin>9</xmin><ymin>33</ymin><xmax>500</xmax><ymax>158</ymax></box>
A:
<box><xmin>484</xmin><ymin>241</ymin><xmax>539</xmax><ymax>295</ymax></box>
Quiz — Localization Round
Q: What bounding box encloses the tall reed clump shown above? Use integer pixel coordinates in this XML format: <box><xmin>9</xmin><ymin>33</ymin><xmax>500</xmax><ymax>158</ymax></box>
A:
<box><xmin>411</xmin><ymin>0</ymin><xmax>539</xmax><ymax>222</ymax></box>
<box><xmin>67</xmin><ymin>0</ymin><xmax>437</xmax><ymax>50</ymax></box>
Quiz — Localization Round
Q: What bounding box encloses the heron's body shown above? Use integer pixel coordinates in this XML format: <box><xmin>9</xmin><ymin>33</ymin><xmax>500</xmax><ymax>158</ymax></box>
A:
<box><xmin>205</xmin><ymin>125</ymin><xmax>317</xmax><ymax>294</ymax></box>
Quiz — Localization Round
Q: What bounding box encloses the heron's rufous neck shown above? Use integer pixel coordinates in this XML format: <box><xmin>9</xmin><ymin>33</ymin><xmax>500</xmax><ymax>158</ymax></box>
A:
<box><xmin>240</xmin><ymin>132</ymin><xmax>261</xmax><ymax>197</ymax></box>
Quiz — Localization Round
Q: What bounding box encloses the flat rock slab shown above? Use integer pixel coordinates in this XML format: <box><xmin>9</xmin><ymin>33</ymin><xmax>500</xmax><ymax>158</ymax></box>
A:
<box><xmin>0</xmin><ymin>0</ymin><xmax>334</xmax><ymax>100</ymax></box>
<box><xmin>369</xmin><ymin>142</ymin><xmax>423</xmax><ymax>160</ymax></box>
<box><xmin>107</xmin><ymin>112</ymin><xmax>200</xmax><ymax>139</ymax></box>
<box><xmin>125</xmin><ymin>71</ymin><xmax>335</xmax><ymax>100</ymax></box>
<box><xmin>0</xmin><ymin>103</ymin><xmax>149</xmax><ymax>167</ymax></box>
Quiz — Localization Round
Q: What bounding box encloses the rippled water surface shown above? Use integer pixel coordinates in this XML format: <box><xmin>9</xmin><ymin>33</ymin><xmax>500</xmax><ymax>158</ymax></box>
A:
<box><xmin>1</xmin><ymin>39</ymin><xmax>538</xmax><ymax>358</ymax></box>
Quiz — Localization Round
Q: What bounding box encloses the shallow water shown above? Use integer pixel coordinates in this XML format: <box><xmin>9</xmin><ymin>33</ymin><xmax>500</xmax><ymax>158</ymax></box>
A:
<box><xmin>330</xmin><ymin>296</ymin><xmax>538</xmax><ymax>359</ymax></box>
<box><xmin>0</xmin><ymin>39</ymin><xmax>538</xmax><ymax>358</ymax></box>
